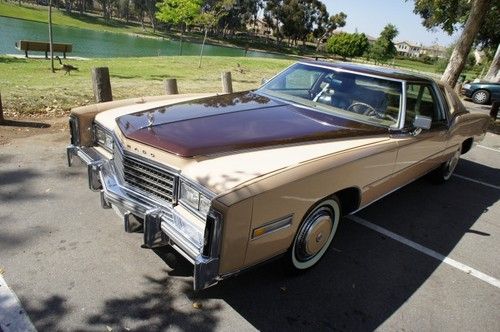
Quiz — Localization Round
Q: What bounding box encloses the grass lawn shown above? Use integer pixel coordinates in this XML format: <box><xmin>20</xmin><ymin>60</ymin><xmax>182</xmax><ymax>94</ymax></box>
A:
<box><xmin>0</xmin><ymin>2</ymin><xmax>143</xmax><ymax>35</ymax></box>
<box><xmin>0</xmin><ymin>56</ymin><xmax>293</xmax><ymax>117</ymax></box>
<box><xmin>393</xmin><ymin>58</ymin><xmax>442</xmax><ymax>74</ymax></box>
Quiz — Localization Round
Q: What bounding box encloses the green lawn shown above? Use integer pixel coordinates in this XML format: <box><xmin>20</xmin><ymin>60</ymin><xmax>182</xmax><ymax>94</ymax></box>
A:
<box><xmin>0</xmin><ymin>2</ymin><xmax>144</xmax><ymax>35</ymax></box>
<box><xmin>393</xmin><ymin>58</ymin><xmax>442</xmax><ymax>74</ymax></box>
<box><xmin>0</xmin><ymin>56</ymin><xmax>293</xmax><ymax>117</ymax></box>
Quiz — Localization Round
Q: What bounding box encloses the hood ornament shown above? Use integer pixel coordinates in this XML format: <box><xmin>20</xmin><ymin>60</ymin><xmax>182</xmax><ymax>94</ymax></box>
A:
<box><xmin>147</xmin><ymin>112</ymin><xmax>155</xmax><ymax>128</ymax></box>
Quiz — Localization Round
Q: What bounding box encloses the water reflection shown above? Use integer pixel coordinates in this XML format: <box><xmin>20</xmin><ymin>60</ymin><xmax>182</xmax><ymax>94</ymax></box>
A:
<box><xmin>1</xmin><ymin>16</ymin><xmax>289</xmax><ymax>59</ymax></box>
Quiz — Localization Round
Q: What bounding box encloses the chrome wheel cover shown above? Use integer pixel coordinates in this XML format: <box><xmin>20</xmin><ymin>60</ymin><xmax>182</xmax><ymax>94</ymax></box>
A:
<box><xmin>292</xmin><ymin>199</ymin><xmax>340</xmax><ymax>269</ymax></box>
<box><xmin>443</xmin><ymin>150</ymin><xmax>460</xmax><ymax>180</ymax></box>
<box><xmin>473</xmin><ymin>91</ymin><xmax>488</xmax><ymax>104</ymax></box>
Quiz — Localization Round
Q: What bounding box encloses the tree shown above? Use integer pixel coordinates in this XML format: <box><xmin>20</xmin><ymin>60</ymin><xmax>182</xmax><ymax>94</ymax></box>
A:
<box><xmin>315</xmin><ymin>12</ymin><xmax>347</xmax><ymax>51</ymax></box>
<box><xmin>156</xmin><ymin>0</ymin><xmax>202</xmax><ymax>55</ymax></box>
<box><xmin>484</xmin><ymin>44</ymin><xmax>500</xmax><ymax>82</ymax></box>
<box><xmin>326</xmin><ymin>32</ymin><xmax>368</xmax><ymax>60</ymax></box>
<box><xmin>370</xmin><ymin>24</ymin><xmax>398</xmax><ymax>63</ymax></box>
<box><xmin>196</xmin><ymin>0</ymin><xmax>234</xmax><ymax>68</ymax></box>
<box><xmin>411</xmin><ymin>0</ymin><xmax>493</xmax><ymax>87</ymax></box>
<box><xmin>48</xmin><ymin>0</ymin><xmax>54</xmax><ymax>73</ymax></box>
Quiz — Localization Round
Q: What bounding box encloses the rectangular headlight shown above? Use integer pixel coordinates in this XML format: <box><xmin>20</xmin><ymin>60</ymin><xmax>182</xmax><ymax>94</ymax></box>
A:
<box><xmin>199</xmin><ymin>195</ymin><xmax>211</xmax><ymax>217</ymax></box>
<box><xmin>94</xmin><ymin>124</ymin><xmax>114</xmax><ymax>152</ymax></box>
<box><xmin>179</xmin><ymin>180</ymin><xmax>212</xmax><ymax>218</ymax></box>
<box><xmin>180</xmin><ymin>181</ymin><xmax>200</xmax><ymax>210</ymax></box>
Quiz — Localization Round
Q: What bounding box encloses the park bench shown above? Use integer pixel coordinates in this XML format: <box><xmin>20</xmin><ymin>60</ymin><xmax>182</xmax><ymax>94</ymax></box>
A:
<box><xmin>15</xmin><ymin>40</ymin><xmax>73</xmax><ymax>59</ymax></box>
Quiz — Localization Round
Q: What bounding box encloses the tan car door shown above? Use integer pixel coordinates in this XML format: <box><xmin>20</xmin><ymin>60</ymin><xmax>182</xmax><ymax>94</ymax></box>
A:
<box><xmin>394</xmin><ymin>83</ymin><xmax>449</xmax><ymax>180</ymax></box>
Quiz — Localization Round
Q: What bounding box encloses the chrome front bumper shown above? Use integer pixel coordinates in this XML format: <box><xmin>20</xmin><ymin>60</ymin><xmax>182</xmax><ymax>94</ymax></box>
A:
<box><xmin>67</xmin><ymin>144</ymin><xmax>220</xmax><ymax>290</ymax></box>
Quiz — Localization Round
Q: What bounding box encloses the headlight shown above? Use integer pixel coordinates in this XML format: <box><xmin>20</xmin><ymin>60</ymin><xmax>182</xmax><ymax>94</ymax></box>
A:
<box><xmin>94</xmin><ymin>124</ymin><xmax>114</xmax><ymax>152</ymax></box>
<box><xmin>179</xmin><ymin>181</ymin><xmax>212</xmax><ymax>218</ymax></box>
<box><xmin>462</xmin><ymin>83</ymin><xmax>471</xmax><ymax>89</ymax></box>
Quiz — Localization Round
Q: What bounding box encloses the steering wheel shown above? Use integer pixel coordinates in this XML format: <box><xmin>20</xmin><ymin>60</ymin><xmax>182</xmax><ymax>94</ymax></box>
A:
<box><xmin>347</xmin><ymin>102</ymin><xmax>379</xmax><ymax>116</ymax></box>
<box><xmin>347</xmin><ymin>102</ymin><xmax>398</xmax><ymax>122</ymax></box>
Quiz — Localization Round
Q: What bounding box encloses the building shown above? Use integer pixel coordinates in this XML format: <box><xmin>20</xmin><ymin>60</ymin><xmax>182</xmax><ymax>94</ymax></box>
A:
<box><xmin>395</xmin><ymin>41</ymin><xmax>423</xmax><ymax>58</ymax></box>
<box><xmin>421</xmin><ymin>44</ymin><xmax>447</xmax><ymax>59</ymax></box>
<box><xmin>395</xmin><ymin>41</ymin><xmax>447</xmax><ymax>59</ymax></box>
<box><xmin>246</xmin><ymin>19</ymin><xmax>272</xmax><ymax>36</ymax></box>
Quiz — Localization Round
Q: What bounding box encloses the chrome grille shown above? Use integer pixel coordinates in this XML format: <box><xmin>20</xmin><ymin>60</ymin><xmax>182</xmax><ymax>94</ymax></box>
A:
<box><xmin>122</xmin><ymin>154</ymin><xmax>176</xmax><ymax>203</ymax></box>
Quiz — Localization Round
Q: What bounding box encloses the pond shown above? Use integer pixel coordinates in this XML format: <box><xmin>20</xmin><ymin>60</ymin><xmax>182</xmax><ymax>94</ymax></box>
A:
<box><xmin>0</xmin><ymin>16</ymin><xmax>287</xmax><ymax>59</ymax></box>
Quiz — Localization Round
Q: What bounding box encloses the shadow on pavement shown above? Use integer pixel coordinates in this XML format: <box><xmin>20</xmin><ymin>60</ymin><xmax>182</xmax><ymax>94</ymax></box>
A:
<box><xmin>14</xmin><ymin>158</ymin><xmax>496</xmax><ymax>331</ymax></box>
<box><xmin>0</xmin><ymin>120</ymin><xmax>51</xmax><ymax>128</ymax></box>
<box><xmin>85</xmin><ymin>273</ymin><xmax>221</xmax><ymax>332</ymax></box>
<box><xmin>17</xmin><ymin>295</ymin><xmax>71</xmax><ymax>332</ymax></box>
<box><xmin>185</xmin><ymin>159</ymin><xmax>498</xmax><ymax>331</ymax></box>
<box><xmin>0</xmin><ymin>168</ymin><xmax>49</xmax><ymax>202</ymax></box>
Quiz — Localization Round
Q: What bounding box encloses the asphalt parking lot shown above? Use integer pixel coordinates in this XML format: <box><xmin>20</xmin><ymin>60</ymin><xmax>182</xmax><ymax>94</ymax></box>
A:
<box><xmin>1</xmin><ymin>100</ymin><xmax>499</xmax><ymax>331</ymax></box>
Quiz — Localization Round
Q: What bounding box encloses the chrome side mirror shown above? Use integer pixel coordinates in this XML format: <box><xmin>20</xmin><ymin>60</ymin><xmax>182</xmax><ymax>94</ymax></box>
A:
<box><xmin>413</xmin><ymin>115</ymin><xmax>432</xmax><ymax>130</ymax></box>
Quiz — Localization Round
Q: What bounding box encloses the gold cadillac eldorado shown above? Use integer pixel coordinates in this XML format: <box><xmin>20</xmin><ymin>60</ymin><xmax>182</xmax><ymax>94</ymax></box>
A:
<box><xmin>67</xmin><ymin>61</ymin><xmax>491</xmax><ymax>290</ymax></box>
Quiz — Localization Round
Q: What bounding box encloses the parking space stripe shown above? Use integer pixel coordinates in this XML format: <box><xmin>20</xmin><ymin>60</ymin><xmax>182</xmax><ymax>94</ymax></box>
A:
<box><xmin>348</xmin><ymin>215</ymin><xmax>500</xmax><ymax>289</ymax></box>
<box><xmin>452</xmin><ymin>174</ymin><xmax>500</xmax><ymax>190</ymax></box>
<box><xmin>0</xmin><ymin>275</ymin><xmax>36</xmax><ymax>332</ymax></box>
<box><xmin>477</xmin><ymin>145</ymin><xmax>500</xmax><ymax>153</ymax></box>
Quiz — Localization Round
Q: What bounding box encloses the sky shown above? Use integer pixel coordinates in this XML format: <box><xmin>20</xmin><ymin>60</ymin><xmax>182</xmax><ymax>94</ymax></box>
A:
<box><xmin>323</xmin><ymin>0</ymin><xmax>461</xmax><ymax>46</ymax></box>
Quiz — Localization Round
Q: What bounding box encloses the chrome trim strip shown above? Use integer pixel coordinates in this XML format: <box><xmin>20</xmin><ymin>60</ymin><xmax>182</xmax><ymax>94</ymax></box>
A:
<box><xmin>251</xmin><ymin>214</ymin><xmax>294</xmax><ymax>240</ymax></box>
<box><xmin>114</xmin><ymin>135</ymin><xmax>180</xmax><ymax>175</ymax></box>
<box><xmin>399</xmin><ymin>81</ymin><xmax>407</xmax><ymax>130</ymax></box>
<box><xmin>194</xmin><ymin>209</ymin><xmax>223</xmax><ymax>290</ymax></box>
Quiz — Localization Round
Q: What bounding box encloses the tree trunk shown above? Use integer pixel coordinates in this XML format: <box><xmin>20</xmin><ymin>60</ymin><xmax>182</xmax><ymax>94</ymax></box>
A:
<box><xmin>48</xmin><ymin>0</ymin><xmax>55</xmax><ymax>73</ymax></box>
<box><xmin>140</xmin><ymin>11</ymin><xmax>145</xmax><ymax>30</ymax></box>
<box><xmin>198</xmin><ymin>28</ymin><xmax>208</xmax><ymax>68</ymax></box>
<box><xmin>484</xmin><ymin>44</ymin><xmax>500</xmax><ymax>82</ymax></box>
<box><xmin>441</xmin><ymin>0</ymin><xmax>490</xmax><ymax>88</ymax></box>
<box><xmin>316</xmin><ymin>31</ymin><xmax>331</xmax><ymax>51</ymax></box>
<box><xmin>147</xmin><ymin>7</ymin><xmax>156</xmax><ymax>33</ymax></box>
<box><xmin>0</xmin><ymin>92</ymin><xmax>4</xmax><ymax>123</ymax></box>
<box><xmin>179</xmin><ymin>29</ymin><xmax>184</xmax><ymax>56</ymax></box>
<box><xmin>91</xmin><ymin>67</ymin><xmax>113</xmax><ymax>103</ymax></box>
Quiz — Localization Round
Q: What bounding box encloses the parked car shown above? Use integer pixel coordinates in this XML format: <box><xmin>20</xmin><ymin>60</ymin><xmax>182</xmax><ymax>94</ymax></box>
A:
<box><xmin>67</xmin><ymin>62</ymin><xmax>490</xmax><ymax>290</ymax></box>
<box><xmin>461</xmin><ymin>81</ymin><xmax>500</xmax><ymax>104</ymax></box>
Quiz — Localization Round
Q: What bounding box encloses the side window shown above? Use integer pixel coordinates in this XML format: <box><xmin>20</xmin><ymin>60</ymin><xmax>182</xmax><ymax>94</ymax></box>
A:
<box><xmin>405</xmin><ymin>84</ymin><xmax>445</xmax><ymax>127</ymax></box>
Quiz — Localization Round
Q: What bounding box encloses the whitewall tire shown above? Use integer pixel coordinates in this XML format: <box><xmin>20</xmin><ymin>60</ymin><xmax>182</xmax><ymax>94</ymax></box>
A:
<box><xmin>289</xmin><ymin>198</ymin><xmax>341</xmax><ymax>270</ymax></box>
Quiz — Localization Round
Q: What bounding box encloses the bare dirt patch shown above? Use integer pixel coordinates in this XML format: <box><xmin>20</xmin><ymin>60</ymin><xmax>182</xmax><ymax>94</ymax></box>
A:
<box><xmin>0</xmin><ymin>116</ymin><xmax>68</xmax><ymax>146</ymax></box>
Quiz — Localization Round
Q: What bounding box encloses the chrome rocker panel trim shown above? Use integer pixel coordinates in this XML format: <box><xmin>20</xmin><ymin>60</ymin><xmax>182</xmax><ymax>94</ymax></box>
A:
<box><xmin>66</xmin><ymin>144</ymin><xmax>221</xmax><ymax>290</ymax></box>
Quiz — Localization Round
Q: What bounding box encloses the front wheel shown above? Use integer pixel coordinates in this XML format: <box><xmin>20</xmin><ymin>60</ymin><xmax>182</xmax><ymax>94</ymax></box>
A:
<box><xmin>287</xmin><ymin>198</ymin><xmax>341</xmax><ymax>270</ymax></box>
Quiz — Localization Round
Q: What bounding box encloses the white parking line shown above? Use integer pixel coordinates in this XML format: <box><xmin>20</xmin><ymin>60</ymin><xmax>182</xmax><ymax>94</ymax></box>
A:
<box><xmin>452</xmin><ymin>174</ymin><xmax>500</xmax><ymax>190</ymax></box>
<box><xmin>0</xmin><ymin>274</ymin><xmax>36</xmax><ymax>332</ymax></box>
<box><xmin>477</xmin><ymin>145</ymin><xmax>500</xmax><ymax>153</ymax></box>
<box><xmin>348</xmin><ymin>215</ymin><xmax>500</xmax><ymax>289</ymax></box>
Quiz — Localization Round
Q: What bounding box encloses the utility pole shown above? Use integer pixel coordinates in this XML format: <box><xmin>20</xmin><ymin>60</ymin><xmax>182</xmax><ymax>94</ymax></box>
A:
<box><xmin>48</xmin><ymin>0</ymin><xmax>55</xmax><ymax>73</ymax></box>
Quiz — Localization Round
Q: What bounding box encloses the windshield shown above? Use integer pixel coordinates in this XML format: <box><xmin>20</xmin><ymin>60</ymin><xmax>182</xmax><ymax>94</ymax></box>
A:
<box><xmin>258</xmin><ymin>63</ymin><xmax>403</xmax><ymax>127</ymax></box>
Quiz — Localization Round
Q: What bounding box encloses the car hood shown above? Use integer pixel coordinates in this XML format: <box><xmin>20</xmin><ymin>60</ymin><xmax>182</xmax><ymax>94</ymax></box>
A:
<box><xmin>116</xmin><ymin>91</ymin><xmax>387</xmax><ymax>157</ymax></box>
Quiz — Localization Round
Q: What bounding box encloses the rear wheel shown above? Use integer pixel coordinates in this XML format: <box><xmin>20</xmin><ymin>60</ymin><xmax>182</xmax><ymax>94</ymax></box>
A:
<box><xmin>430</xmin><ymin>148</ymin><xmax>461</xmax><ymax>183</ymax></box>
<box><xmin>472</xmin><ymin>89</ymin><xmax>490</xmax><ymax>104</ymax></box>
<box><xmin>288</xmin><ymin>198</ymin><xmax>340</xmax><ymax>270</ymax></box>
